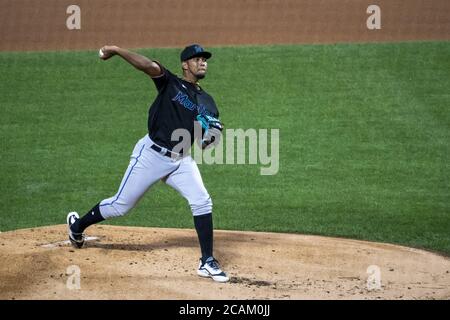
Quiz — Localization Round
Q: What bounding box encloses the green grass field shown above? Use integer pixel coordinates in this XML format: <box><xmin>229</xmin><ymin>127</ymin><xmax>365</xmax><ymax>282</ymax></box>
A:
<box><xmin>1</xmin><ymin>41</ymin><xmax>449</xmax><ymax>254</ymax></box>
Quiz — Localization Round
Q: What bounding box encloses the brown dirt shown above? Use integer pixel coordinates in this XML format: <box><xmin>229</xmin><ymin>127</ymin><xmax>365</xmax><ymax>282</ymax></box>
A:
<box><xmin>0</xmin><ymin>225</ymin><xmax>448</xmax><ymax>300</ymax></box>
<box><xmin>1</xmin><ymin>0</ymin><xmax>449</xmax><ymax>52</ymax></box>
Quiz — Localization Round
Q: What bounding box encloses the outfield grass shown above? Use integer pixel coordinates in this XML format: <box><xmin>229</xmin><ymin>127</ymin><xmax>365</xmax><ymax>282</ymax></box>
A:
<box><xmin>0</xmin><ymin>42</ymin><xmax>449</xmax><ymax>254</ymax></box>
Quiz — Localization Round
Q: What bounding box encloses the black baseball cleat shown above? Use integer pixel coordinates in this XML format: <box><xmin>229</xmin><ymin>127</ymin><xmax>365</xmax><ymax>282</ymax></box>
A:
<box><xmin>66</xmin><ymin>212</ymin><xmax>85</xmax><ymax>249</ymax></box>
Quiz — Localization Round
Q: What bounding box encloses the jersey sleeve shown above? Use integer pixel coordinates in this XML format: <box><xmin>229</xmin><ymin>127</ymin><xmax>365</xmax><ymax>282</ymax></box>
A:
<box><xmin>150</xmin><ymin>61</ymin><xmax>170</xmax><ymax>92</ymax></box>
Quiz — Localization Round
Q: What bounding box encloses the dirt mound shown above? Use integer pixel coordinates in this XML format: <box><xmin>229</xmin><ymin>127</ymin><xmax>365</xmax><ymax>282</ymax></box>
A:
<box><xmin>0</xmin><ymin>225</ymin><xmax>448</xmax><ymax>299</ymax></box>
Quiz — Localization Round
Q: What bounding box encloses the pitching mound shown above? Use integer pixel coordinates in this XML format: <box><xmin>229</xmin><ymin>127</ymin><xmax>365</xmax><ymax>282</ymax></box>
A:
<box><xmin>0</xmin><ymin>225</ymin><xmax>448</xmax><ymax>300</ymax></box>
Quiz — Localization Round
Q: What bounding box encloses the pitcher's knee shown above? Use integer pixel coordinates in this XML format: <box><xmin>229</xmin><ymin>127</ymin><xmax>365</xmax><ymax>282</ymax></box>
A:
<box><xmin>191</xmin><ymin>196</ymin><xmax>213</xmax><ymax>216</ymax></box>
<box><xmin>99</xmin><ymin>199</ymin><xmax>134</xmax><ymax>219</ymax></box>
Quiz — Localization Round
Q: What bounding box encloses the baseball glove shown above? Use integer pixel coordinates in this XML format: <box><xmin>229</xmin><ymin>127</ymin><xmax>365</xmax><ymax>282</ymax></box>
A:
<box><xmin>196</xmin><ymin>114</ymin><xmax>224</xmax><ymax>149</ymax></box>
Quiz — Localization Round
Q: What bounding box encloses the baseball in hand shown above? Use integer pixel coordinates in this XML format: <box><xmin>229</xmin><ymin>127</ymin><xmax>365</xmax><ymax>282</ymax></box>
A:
<box><xmin>99</xmin><ymin>48</ymin><xmax>106</xmax><ymax>58</ymax></box>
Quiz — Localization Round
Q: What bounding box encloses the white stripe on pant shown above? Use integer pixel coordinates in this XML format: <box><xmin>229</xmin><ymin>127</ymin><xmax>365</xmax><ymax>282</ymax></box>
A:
<box><xmin>99</xmin><ymin>134</ymin><xmax>212</xmax><ymax>219</ymax></box>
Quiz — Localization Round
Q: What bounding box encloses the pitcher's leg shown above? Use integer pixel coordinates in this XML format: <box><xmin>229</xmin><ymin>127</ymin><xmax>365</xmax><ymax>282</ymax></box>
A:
<box><xmin>164</xmin><ymin>157</ymin><xmax>229</xmax><ymax>282</ymax></box>
<box><xmin>164</xmin><ymin>157</ymin><xmax>214</xmax><ymax>260</ymax></box>
<box><xmin>70</xmin><ymin>137</ymin><xmax>173</xmax><ymax>236</ymax></box>
<box><xmin>164</xmin><ymin>157</ymin><xmax>213</xmax><ymax>216</ymax></box>
<box><xmin>99</xmin><ymin>143</ymin><xmax>151</xmax><ymax>219</ymax></box>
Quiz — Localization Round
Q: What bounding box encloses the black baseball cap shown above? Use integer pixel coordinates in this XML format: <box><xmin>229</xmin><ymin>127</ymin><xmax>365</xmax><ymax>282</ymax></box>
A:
<box><xmin>180</xmin><ymin>44</ymin><xmax>212</xmax><ymax>62</ymax></box>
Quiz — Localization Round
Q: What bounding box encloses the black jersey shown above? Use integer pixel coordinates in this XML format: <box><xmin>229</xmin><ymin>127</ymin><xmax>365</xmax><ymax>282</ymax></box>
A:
<box><xmin>148</xmin><ymin>63</ymin><xmax>219</xmax><ymax>152</ymax></box>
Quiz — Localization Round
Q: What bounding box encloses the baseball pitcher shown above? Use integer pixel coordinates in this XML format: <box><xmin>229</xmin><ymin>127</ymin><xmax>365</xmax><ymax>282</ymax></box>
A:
<box><xmin>66</xmin><ymin>44</ymin><xmax>228</xmax><ymax>283</ymax></box>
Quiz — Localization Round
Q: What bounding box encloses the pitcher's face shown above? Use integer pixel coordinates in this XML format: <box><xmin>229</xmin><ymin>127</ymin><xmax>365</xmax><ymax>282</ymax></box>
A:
<box><xmin>184</xmin><ymin>56</ymin><xmax>208</xmax><ymax>79</ymax></box>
